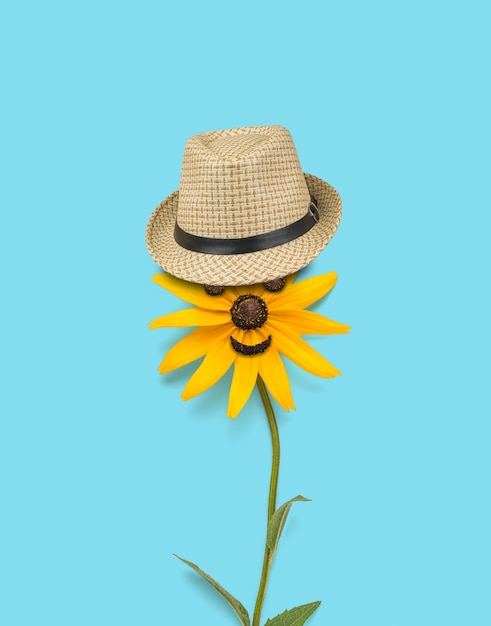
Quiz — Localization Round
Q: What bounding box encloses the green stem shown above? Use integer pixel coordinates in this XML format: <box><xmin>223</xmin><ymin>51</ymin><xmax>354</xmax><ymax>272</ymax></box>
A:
<box><xmin>252</xmin><ymin>375</ymin><xmax>280</xmax><ymax>626</ymax></box>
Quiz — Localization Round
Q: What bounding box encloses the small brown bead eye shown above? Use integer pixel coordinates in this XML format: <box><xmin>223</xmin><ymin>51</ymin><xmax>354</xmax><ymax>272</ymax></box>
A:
<box><xmin>264</xmin><ymin>277</ymin><xmax>286</xmax><ymax>292</ymax></box>
<box><xmin>204</xmin><ymin>285</ymin><xmax>226</xmax><ymax>296</ymax></box>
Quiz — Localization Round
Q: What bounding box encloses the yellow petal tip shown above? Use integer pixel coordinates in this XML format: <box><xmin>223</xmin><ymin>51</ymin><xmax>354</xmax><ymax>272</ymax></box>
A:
<box><xmin>152</xmin><ymin>273</ymin><xmax>165</xmax><ymax>285</ymax></box>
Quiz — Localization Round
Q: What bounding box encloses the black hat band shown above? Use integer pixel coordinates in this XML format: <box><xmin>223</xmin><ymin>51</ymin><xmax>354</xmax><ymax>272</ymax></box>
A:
<box><xmin>174</xmin><ymin>195</ymin><xmax>319</xmax><ymax>255</ymax></box>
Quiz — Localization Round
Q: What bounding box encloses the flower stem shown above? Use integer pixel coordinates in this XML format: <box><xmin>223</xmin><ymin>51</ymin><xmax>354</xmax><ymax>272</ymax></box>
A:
<box><xmin>252</xmin><ymin>374</ymin><xmax>280</xmax><ymax>626</ymax></box>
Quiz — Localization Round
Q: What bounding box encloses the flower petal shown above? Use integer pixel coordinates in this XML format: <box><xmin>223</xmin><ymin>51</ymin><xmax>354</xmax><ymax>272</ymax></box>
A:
<box><xmin>230</xmin><ymin>328</ymin><xmax>263</xmax><ymax>346</ymax></box>
<box><xmin>268</xmin><ymin>320</ymin><xmax>341</xmax><ymax>378</ymax></box>
<box><xmin>271</xmin><ymin>272</ymin><xmax>338</xmax><ymax>310</ymax></box>
<box><xmin>158</xmin><ymin>325</ymin><xmax>232</xmax><ymax>374</ymax></box>
<box><xmin>181</xmin><ymin>338</ymin><xmax>235</xmax><ymax>400</ymax></box>
<box><xmin>258</xmin><ymin>348</ymin><xmax>295</xmax><ymax>412</ymax></box>
<box><xmin>227</xmin><ymin>356</ymin><xmax>260</xmax><ymax>418</ymax></box>
<box><xmin>149</xmin><ymin>307</ymin><xmax>230</xmax><ymax>328</ymax></box>
<box><xmin>232</xmin><ymin>282</ymin><xmax>265</xmax><ymax>298</ymax></box>
<box><xmin>262</xmin><ymin>272</ymin><xmax>298</xmax><ymax>305</ymax></box>
<box><xmin>268</xmin><ymin>310</ymin><xmax>351</xmax><ymax>336</ymax></box>
<box><xmin>153</xmin><ymin>273</ymin><xmax>232</xmax><ymax>310</ymax></box>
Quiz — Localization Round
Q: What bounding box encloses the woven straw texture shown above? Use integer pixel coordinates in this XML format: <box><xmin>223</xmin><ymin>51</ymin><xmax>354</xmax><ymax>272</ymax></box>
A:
<box><xmin>146</xmin><ymin>126</ymin><xmax>342</xmax><ymax>285</ymax></box>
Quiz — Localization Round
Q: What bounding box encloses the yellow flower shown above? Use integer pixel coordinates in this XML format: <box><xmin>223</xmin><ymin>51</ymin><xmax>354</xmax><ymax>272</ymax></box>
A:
<box><xmin>149</xmin><ymin>272</ymin><xmax>350</xmax><ymax>418</ymax></box>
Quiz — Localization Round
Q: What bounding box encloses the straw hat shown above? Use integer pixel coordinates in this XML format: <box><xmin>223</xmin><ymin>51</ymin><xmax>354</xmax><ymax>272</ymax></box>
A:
<box><xmin>146</xmin><ymin>125</ymin><xmax>342</xmax><ymax>286</ymax></box>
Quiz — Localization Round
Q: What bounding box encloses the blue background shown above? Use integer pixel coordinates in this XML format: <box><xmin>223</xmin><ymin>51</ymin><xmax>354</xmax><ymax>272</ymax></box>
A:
<box><xmin>1</xmin><ymin>1</ymin><xmax>490</xmax><ymax>624</ymax></box>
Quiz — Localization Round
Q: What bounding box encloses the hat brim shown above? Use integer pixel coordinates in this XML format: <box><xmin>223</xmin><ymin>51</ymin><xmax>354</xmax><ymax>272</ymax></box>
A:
<box><xmin>145</xmin><ymin>173</ymin><xmax>341</xmax><ymax>286</ymax></box>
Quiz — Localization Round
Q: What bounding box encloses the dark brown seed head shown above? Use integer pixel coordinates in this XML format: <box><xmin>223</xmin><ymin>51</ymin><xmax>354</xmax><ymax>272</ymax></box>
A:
<box><xmin>231</xmin><ymin>335</ymin><xmax>272</xmax><ymax>355</ymax></box>
<box><xmin>204</xmin><ymin>285</ymin><xmax>226</xmax><ymax>296</ymax></box>
<box><xmin>230</xmin><ymin>294</ymin><xmax>268</xmax><ymax>330</ymax></box>
<box><xmin>264</xmin><ymin>277</ymin><xmax>286</xmax><ymax>292</ymax></box>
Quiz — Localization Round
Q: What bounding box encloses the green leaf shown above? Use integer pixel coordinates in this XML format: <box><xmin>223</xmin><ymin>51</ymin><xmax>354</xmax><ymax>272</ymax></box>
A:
<box><xmin>174</xmin><ymin>554</ymin><xmax>250</xmax><ymax>626</ymax></box>
<box><xmin>266</xmin><ymin>495</ymin><xmax>310</xmax><ymax>554</ymax></box>
<box><xmin>264</xmin><ymin>601</ymin><xmax>321</xmax><ymax>626</ymax></box>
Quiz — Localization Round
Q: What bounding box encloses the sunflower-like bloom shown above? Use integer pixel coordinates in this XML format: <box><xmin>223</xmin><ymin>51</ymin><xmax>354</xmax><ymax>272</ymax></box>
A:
<box><xmin>149</xmin><ymin>272</ymin><xmax>350</xmax><ymax>418</ymax></box>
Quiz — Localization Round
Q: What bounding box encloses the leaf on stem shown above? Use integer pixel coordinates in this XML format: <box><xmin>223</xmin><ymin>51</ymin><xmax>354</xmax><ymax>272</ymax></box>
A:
<box><xmin>264</xmin><ymin>601</ymin><xmax>321</xmax><ymax>625</ymax></box>
<box><xmin>266</xmin><ymin>495</ymin><xmax>310</xmax><ymax>554</ymax></box>
<box><xmin>174</xmin><ymin>554</ymin><xmax>250</xmax><ymax>626</ymax></box>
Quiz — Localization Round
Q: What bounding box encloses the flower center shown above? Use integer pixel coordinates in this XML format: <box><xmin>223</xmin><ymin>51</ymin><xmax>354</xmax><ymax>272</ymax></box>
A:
<box><xmin>230</xmin><ymin>295</ymin><xmax>268</xmax><ymax>330</ymax></box>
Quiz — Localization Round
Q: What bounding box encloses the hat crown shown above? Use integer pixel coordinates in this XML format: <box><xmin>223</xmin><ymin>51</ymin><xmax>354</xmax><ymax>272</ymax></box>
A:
<box><xmin>177</xmin><ymin>126</ymin><xmax>311</xmax><ymax>239</ymax></box>
<box><xmin>199</xmin><ymin>130</ymin><xmax>269</xmax><ymax>160</ymax></box>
